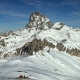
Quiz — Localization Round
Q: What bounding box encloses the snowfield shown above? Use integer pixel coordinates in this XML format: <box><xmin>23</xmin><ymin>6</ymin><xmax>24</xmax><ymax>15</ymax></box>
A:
<box><xmin>1</xmin><ymin>22</ymin><xmax>80</xmax><ymax>59</ymax></box>
<box><xmin>0</xmin><ymin>48</ymin><xmax>80</xmax><ymax>80</ymax></box>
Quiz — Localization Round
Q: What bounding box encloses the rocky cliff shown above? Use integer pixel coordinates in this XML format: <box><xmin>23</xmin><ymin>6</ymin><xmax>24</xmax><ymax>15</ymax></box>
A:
<box><xmin>26</xmin><ymin>11</ymin><xmax>53</xmax><ymax>30</ymax></box>
<box><xmin>14</xmin><ymin>38</ymin><xmax>80</xmax><ymax>57</ymax></box>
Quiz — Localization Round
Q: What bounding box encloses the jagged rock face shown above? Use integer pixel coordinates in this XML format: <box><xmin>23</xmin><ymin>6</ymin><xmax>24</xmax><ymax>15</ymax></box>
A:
<box><xmin>69</xmin><ymin>48</ymin><xmax>80</xmax><ymax>57</ymax></box>
<box><xmin>56</xmin><ymin>43</ymin><xmax>80</xmax><ymax>57</ymax></box>
<box><xmin>26</xmin><ymin>11</ymin><xmax>53</xmax><ymax>30</ymax></box>
<box><xmin>15</xmin><ymin>38</ymin><xmax>55</xmax><ymax>56</ymax></box>
<box><xmin>23</xmin><ymin>38</ymin><xmax>55</xmax><ymax>55</ymax></box>
<box><xmin>0</xmin><ymin>39</ymin><xmax>6</xmax><ymax>47</ymax></box>
<box><xmin>53</xmin><ymin>22</ymin><xmax>65</xmax><ymax>30</ymax></box>
<box><xmin>55</xmin><ymin>23</ymin><xmax>64</xmax><ymax>30</ymax></box>
<box><xmin>14</xmin><ymin>40</ymin><xmax>80</xmax><ymax>57</ymax></box>
<box><xmin>56</xmin><ymin>43</ymin><xmax>64</xmax><ymax>51</ymax></box>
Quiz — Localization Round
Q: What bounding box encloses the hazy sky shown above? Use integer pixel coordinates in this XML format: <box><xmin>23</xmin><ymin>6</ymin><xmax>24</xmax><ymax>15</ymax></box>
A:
<box><xmin>0</xmin><ymin>0</ymin><xmax>80</xmax><ymax>32</ymax></box>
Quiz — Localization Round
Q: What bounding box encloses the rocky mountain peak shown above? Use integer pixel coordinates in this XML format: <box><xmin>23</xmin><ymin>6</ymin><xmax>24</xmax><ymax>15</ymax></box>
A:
<box><xmin>53</xmin><ymin>22</ymin><xmax>65</xmax><ymax>30</ymax></box>
<box><xmin>26</xmin><ymin>11</ymin><xmax>53</xmax><ymax>30</ymax></box>
<box><xmin>0</xmin><ymin>11</ymin><xmax>80</xmax><ymax>59</ymax></box>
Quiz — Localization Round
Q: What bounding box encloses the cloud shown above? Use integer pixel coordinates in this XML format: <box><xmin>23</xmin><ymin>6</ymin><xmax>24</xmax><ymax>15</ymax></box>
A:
<box><xmin>71</xmin><ymin>12</ymin><xmax>80</xmax><ymax>17</ymax></box>
<box><xmin>20</xmin><ymin>0</ymin><xmax>43</xmax><ymax>7</ymax></box>
<box><xmin>61</xmin><ymin>0</ymin><xmax>80</xmax><ymax>7</ymax></box>
<box><xmin>20</xmin><ymin>0</ymin><xmax>59</xmax><ymax>10</ymax></box>
<box><xmin>0</xmin><ymin>1</ymin><xmax>7</xmax><ymax>8</ymax></box>
<box><xmin>66</xmin><ymin>11</ymin><xmax>80</xmax><ymax>20</ymax></box>
<box><xmin>0</xmin><ymin>10</ymin><xmax>29</xmax><ymax>18</ymax></box>
<box><xmin>0</xmin><ymin>4</ymin><xmax>5</xmax><ymax>8</ymax></box>
<box><xmin>64</xmin><ymin>18</ymin><xmax>80</xmax><ymax>28</ymax></box>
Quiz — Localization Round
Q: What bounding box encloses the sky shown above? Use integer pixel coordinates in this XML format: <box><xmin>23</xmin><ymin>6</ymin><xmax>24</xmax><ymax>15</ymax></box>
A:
<box><xmin>0</xmin><ymin>0</ymin><xmax>80</xmax><ymax>32</ymax></box>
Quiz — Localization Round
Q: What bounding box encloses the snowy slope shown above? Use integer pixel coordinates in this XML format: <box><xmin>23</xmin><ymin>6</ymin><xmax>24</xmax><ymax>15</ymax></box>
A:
<box><xmin>0</xmin><ymin>27</ymin><xmax>40</xmax><ymax>59</ymax></box>
<box><xmin>0</xmin><ymin>11</ymin><xmax>80</xmax><ymax>59</ymax></box>
<box><xmin>0</xmin><ymin>22</ymin><xmax>80</xmax><ymax>59</ymax></box>
<box><xmin>0</xmin><ymin>48</ymin><xmax>80</xmax><ymax>80</ymax></box>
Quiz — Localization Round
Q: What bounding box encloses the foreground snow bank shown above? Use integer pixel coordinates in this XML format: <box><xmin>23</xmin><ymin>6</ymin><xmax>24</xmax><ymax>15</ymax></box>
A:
<box><xmin>0</xmin><ymin>48</ymin><xmax>80</xmax><ymax>80</ymax></box>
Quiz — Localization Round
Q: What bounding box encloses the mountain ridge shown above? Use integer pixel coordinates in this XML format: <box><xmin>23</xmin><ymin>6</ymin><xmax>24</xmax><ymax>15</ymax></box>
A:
<box><xmin>0</xmin><ymin>11</ymin><xmax>80</xmax><ymax>59</ymax></box>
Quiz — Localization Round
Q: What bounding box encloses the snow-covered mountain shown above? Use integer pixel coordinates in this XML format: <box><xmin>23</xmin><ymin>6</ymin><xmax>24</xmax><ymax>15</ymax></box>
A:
<box><xmin>0</xmin><ymin>11</ymin><xmax>80</xmax><ymax>80</ymax></box>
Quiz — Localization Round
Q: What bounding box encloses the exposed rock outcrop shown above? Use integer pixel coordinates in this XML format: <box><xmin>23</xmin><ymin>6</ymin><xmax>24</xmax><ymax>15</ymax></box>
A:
<box><xmin>53</xmin><ymin>22</ymin><xmax>64</xmax><ymax>30</ymax></box>
<box><xmin>56</xmin><ymin>42</ymin><xmax>80</xmax><ymax>57</ymax></box>
<box><xmin>15</xmin><ymin>38</ymin><xmax>55</xmax><ymax>56</ymax></box>
<box><xmin>56</xmin><ymin>22</ymin><xmax>64</xmax><ymax>30</ymax></box>
<box><xmin>14</xmin><ymin>40</ymin><xmax>80</xmax><ymax>57</ymax></box>
<box><xmin>0</xmin><ymin>39</ymin><xmax>6</xmax><ymax>47</ymax></box>
<box><xmin>69</xmin><ymin>48</ymin><xmax>80</xmax><ymax>57</ymax></box>
<box><xmin>26</xmin><ymin>11</ymin><xmax>53</xmax><ymax>30</ymax></box>
<box><xmin>56</xmin><ymin>43</ymin><xmax>64</xmax><ymax>51</ymax></box>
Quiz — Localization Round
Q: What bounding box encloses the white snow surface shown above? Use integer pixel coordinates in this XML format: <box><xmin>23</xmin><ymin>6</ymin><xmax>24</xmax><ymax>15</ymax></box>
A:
<box><xmin>0</xmin><ymin>23</ymin><xmax>80</xmax><ymax>59</ymax></box>
<box><xmin>0</xmin><ymin>48</ymin><xmax>80</xmax><ymax>80</ymax></box>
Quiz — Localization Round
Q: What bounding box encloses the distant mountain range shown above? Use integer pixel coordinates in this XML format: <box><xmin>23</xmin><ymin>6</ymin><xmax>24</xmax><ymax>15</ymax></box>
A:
<box><xmin>0</xmin><ymin>32</ymin><xmax>2</xmax><ymax>34</ymax></box>
<box><xmin>0</xmin><ymin>11</ymin><xmax>80</xmax><ymax>59</ymax></box>
<box><xmin>0</xmin><ymin>11</ymin><xmax>80</xmax><ymax>80</ymax></box>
